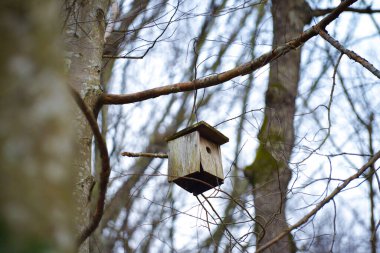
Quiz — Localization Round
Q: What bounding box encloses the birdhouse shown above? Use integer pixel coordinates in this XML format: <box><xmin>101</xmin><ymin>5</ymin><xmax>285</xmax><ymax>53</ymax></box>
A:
<box><xmin>166</xmin><ymin>121</ymin><xmax>229</xmax><ymax>195</ymax></box>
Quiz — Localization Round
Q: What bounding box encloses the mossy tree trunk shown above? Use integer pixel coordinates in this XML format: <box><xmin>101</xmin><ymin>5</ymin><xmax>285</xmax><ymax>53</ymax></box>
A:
<box><xmin>63</xmin><ymin>1</ymin><xmax>110</xmax><ymax>252</ymax></box>
<box><xmin>244</xmin><ymin>1</ymin><xmax>310</xmax><ymax>252</ymax></box>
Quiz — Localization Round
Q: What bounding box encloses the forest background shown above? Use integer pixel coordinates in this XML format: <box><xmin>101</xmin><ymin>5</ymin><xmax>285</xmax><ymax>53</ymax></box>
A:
<box><xmin>1</xmin><ymin>0</ymin><xmax>379</xmax><ymax>252</ymax></box>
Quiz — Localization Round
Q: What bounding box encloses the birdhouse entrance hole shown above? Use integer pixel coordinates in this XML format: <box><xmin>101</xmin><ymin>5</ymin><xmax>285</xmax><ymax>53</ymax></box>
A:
<box><xmin>166</xmin><ymin>121</ymin><xmax>229</xmax><ymax>195</ymax></box>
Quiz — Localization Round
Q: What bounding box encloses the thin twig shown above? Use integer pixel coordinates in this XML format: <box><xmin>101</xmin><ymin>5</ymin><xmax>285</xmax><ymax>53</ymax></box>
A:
<box><xmin>312</xmin><ymin>7</ymin><xmax>380</xmax><ymax>17</ymax></box>
<box><xmin>121</xmin><ymin>151</ymin><xmax>168</xmax><ymax>158</ymax></box>
<box><xmin>195</xmin><ymin>196</ymin><xmax>219</xmax><ymax>250</ymax></box>
<box><xmin>201</xmin><ymin>194</ymin><xmax>247</xmax><ymax>252</ymax></box>
<box><xmin>316</xmin><ymin>28</ymin><xmax>380</xmax><ymax>79</ymax></box>
<box><xmin>214</xmin><ymin>108</ymin><xmax>265</xmax><ymax>127</ymax></box>
<box><xmin>319</xmin><ymin>53</ymin><xmax>343</xmax><ymax>148</ymax></box>
<box><xmin>329</xmin><ymin>199</ymin><xmax>337</xmax><ymax>253</ymax></box>
<box><xmin>103</xmin><ymin>0</ymin><xmax>180</xmax><ymax>59</ymax></box>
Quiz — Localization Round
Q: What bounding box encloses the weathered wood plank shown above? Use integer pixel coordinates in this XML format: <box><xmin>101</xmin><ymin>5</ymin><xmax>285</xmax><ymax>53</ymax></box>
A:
<box><xmin>167</xmin><ymin>131</ymin><xmax>200</xmax><ymax>181</ymax></box>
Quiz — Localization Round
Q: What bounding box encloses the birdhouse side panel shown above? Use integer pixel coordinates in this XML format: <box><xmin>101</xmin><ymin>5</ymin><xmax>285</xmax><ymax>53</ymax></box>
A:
<box><xmin>199</xmin><ymin>137</ymin><xmax>224</xmax><ymax>179</ymax></box>
<box><xmin>167</xmin><ymin>131</ymin><xmax>200</xmax><ymax>181</ymax></box>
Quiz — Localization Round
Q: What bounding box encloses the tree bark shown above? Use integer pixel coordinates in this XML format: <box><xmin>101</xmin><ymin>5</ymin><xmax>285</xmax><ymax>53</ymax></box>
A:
<box><xmin>244</xmin><ymin>1</ymin><xmax>310</xmax><ymax>252</ymax></box>
<box><xmin>63</xmin><ymin>1</ymin><xmax>110</xmax><ymax>252</ymax></box>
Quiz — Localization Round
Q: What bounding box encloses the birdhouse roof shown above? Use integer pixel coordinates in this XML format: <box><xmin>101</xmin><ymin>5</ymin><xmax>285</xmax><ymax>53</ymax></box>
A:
<box><xmin>166</xmin><ymin>121</ymin><xmax>229</xmax><ymax>145</ymax></box>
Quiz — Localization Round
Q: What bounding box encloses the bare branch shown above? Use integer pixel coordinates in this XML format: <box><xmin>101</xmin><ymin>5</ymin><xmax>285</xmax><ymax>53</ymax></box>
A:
<box><xmin>316</xmin><ymin>28</ymin><xmax>380</xmax><ymax>79</ymax></box>
<box><xmin>100</xmin><ymin>0</ymin><xmax>358</xmax><ymax>106</ymax></box>
<box><xmin>121</xmin><ymin>151</ymin><xmax>168</xmax><ymax>158</ymax></box>
<box><xmin>312</xmin><ymin>7</ymin><xmax>380</xmax><ymax>17</ymax></box>
<box><xmin>69</xmin><ymin>87</ymin><xmax>112</xmax><ymax>247</ymax></box>
<box><xmin>255</xmin><ymin>150</ymin><xmax>380</xmax><ymax>253</ymax></box>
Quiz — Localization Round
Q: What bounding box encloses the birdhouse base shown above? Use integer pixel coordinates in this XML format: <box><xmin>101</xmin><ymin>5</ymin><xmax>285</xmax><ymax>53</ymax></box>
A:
<box><xmin>172</xmin><ymin>171</ymin><xmax>223</xmax><ymax>196</ymax></box>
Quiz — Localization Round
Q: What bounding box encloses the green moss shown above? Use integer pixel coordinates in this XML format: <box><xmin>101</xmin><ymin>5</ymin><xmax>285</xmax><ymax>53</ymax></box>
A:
<box><xmin>244</xmin><ymin>113</ymin><xmax>285</xmax><ymax>186</ymax></box>
<box><xmin>257</xmin><ymin>114</ymin><xmax>284</xmax><ymax>143</ymax></box>
<box><xmin>270</xmin><ymin>82</ymin><xmax>286</xmax><ymax>90</ymax></box>
<box><xmin>265</xmin><ymin>82</ymin><xmax>289</xmax><ymax>106</ymax></box>
<box><xmin>244</xmin><ymin>143</ymin><xmax>281</xmax><ymax>186</ymax></box>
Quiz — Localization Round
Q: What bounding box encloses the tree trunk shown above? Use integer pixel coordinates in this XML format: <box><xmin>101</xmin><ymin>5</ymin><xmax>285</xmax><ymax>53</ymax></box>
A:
<box><xmin>244</xmin><ymin>1</ymin><xmax>310</xmax><ymax>252</ymax></box>
<box><xmin>63</xmin><ymin>1</ymin><xmax>109</xmax><ymax>252</ymax></box>
<box><xmin>0</xmin><ymin>1</ymin><xmax>75</xmax><ymax>252</ymax></box>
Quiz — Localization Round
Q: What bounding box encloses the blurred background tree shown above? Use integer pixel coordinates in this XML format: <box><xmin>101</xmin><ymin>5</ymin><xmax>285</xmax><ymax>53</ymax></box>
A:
<box><xmin>0</xmin><ymin>1</ymin><xmax>76</xmax><ymax>252</ymax></box>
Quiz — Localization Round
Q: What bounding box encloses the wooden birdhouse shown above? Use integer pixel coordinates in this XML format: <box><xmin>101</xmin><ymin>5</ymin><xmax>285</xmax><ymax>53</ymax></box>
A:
<box><xmin>166</xmin><ymin>121</ymin><xmax>229</xmax><ymax>195</ymax></box>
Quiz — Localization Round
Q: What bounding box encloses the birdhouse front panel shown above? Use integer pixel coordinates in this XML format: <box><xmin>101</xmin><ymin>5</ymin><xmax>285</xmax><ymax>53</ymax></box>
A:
<box><xmin>167</xmin><ymin>131</ymin><xmax>200</xmax><ymax>182</ymax></box>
